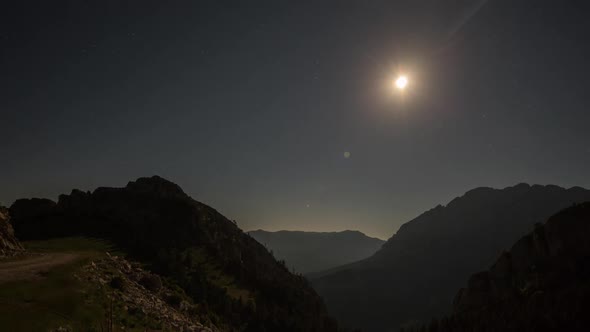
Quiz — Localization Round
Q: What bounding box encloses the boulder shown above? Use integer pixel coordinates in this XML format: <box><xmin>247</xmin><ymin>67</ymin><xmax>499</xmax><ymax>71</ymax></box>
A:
<box><xmin>0</xmin><ymin>206</ymin><xmax>24</xmax><ymax>256</ymax></box>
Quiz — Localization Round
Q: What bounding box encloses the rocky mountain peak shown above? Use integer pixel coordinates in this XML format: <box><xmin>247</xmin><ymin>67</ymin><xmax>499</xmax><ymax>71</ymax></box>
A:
<box><xmin>124</xmin><ymin>175</ymin><xmax>188</xmax><ymax>199</ymax></box>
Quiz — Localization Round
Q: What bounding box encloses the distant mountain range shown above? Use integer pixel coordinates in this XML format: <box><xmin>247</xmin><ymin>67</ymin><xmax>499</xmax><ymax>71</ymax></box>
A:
<box><xmin>248</xmin><ymin>230</ymin><xmax>384</xmax><ymax>274</ymax></box>
<box><xmin>9</xmin><ymin>176</ymin><xmax>338</xmax><ymax>332</ymax></box>
<box><xmin>311</xmin><ymin>184</ymin><xmax>590</xmax><ymax>331</ymax></box>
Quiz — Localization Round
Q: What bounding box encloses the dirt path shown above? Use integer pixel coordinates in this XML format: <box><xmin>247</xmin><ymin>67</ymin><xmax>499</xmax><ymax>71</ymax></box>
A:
<box><xmin>0</xmin><ymin>253</ymin><xmax>79</xmax><ymax>283</ymax></box>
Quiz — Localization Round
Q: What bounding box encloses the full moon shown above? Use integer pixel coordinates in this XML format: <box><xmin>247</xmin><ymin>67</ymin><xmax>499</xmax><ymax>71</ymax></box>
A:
<box><xmin>395</xmin><ymin>75</ymin><xmax>408</xmax><ymax>90</ymax></box>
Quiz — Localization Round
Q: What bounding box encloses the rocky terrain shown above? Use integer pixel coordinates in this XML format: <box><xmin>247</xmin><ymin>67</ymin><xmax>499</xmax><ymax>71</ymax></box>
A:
<box><xmin>408</xmin><ymin>202</ymin><xmax>590</xmax><ymax>332</ymax></box>
<box><xmin>82</xmin><ymin>252</ymin><xmax>217</xmax><ymax>332</ymax></box>
<box><xmin>0</xmin><ymin>205</ymin><xmax>24</xmax><ymax>257</ymax></box>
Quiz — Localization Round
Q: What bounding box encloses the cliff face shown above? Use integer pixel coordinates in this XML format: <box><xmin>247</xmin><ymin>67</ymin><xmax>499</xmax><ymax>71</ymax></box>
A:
<box><xmin>9</xmin><ymin>176</ymin><xmax>338</xmax><ymax>332</ymax></box>
<box><xmin>0</xmin><ymin>206</ymin><xmax>24</xmax><ymax>256</ymax></box>
<box><xmin>418</xmin><ymin>202</ymin><xmax>590</xmax><ymax>332</ymax></box>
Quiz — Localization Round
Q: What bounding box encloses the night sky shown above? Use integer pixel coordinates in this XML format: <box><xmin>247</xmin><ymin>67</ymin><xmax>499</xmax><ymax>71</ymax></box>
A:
<box><xmin>2</xmin><ymin>1</ymin><xmax>589</xmax><ymax>239</ymax></box>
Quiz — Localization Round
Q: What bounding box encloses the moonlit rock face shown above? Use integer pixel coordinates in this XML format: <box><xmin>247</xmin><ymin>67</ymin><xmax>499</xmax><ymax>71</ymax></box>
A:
<box><xmin>395</xmin><ymin>75</ymin><xmax>408</xmax><ymax>89</ymax></box>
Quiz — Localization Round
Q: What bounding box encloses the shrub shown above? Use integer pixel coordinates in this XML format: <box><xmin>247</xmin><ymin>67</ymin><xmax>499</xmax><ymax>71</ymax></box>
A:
<box><xmin>139</xmin><ymin>273</ymin><xmax>162</xmax><ymax>292</ymax></box>
<box><xmin>164</xmin><ymin>293</ymin><xmax>183</xmax><ymax>308</ymax></box>
<box><xmin>110</xmin><ymin>276</ymin><xmax>126</xmax><ymax>291</ymax></box>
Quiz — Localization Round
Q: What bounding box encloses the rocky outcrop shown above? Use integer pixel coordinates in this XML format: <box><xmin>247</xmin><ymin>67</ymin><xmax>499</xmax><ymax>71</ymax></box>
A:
<box><xmin>9</xmin><ymin>198</ymin><xmax>61</xmax><ymax>240</ymax></box>
<box><xmin>413</xmin><ymin>202</ymin><xmax>590</xmax><ymax>332</ymax></box>
<box><xmin>125</xmin><ymin>176</ymin><xmax>189</xmax><ymax>200</ymax></box>
<box><xmin>82</xmin><ymin>252</ymin><xmax>217</xmax><ymax>332</ymax></box>
<box><xmin>0</xmin><ymin>206</ymin><xmax>24</xmax><ymax>256</ymax></box>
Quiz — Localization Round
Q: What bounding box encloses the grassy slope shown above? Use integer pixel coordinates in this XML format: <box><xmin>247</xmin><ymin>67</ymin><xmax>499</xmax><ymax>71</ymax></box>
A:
<box><xmin>184</xmin><ymin>247</ymin><xmax>253</xmax><ymax>303</ymax></box>
<box><xmin>0</xmin><ymin>237</ymin><xmax>163</xmax><ymax>332</ymax></box>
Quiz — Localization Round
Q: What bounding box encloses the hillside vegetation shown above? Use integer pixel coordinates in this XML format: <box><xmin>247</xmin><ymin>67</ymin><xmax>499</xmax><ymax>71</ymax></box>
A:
<box><xmin>10</xmin><ymin>176</ymin><xmax>338</xmax><ymax>332</ymax></box>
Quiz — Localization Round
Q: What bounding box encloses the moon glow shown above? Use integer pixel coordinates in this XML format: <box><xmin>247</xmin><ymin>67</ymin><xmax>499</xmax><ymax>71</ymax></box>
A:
<box><xmin>395</xmin><ymin>75</ymin><xmax>409</xmax><ymax>90</ymax></box>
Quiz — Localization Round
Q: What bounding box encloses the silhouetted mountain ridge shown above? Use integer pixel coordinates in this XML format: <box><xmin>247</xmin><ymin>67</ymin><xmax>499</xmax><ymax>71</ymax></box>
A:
<box><xmin>312</xmin><ymin>183</ymin><xmax>590</xmax><ymax>331</ymax></box>
<box><xmin>10</xmin><ymin>176</ymin><xmax>338</xmax><ymax>332</ymax></box>
<box><xmin>410</xmin><ymin>202</ymin><xmax>590</xmax><ymax>332</ymax></box>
